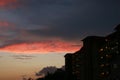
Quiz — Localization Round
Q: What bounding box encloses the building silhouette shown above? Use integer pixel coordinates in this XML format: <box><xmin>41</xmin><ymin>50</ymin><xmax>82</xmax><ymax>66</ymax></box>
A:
<box><xmin>65</xmin><ymin>24</ymin><xmax>120</xmax><ymax>80</ymax></box>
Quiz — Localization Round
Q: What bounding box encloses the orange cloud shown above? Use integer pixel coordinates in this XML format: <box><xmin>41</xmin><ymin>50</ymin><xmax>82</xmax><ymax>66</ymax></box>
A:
<box><xmin>0</xmin><ymin>0</ymin><xmax>21</xmax><ymax>9</ymax></box>
<box><xmin>0</xmin><ymin>40</ymin><xmax>82</xmax><ymax>54</ymax></box>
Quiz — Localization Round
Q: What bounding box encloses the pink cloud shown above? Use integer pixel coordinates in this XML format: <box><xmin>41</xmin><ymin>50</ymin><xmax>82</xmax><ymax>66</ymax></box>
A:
<box><xmin>0</xmin><ymin>40</ymin><xmax>82</xmax><ymax>54</ymax></box>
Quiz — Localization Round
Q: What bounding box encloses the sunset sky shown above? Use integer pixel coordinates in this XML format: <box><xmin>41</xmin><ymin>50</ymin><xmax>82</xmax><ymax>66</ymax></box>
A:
<box><xmin>0</xmin><ymin>0</ymin><xmax>120</xmax><ymax>80</ymax></box>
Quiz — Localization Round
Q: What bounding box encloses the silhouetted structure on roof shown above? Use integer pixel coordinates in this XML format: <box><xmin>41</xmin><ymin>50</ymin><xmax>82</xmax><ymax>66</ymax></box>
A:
<box><xmin>65</xmin><ymin>24</ymin><xmax>120</xmax><ymax>80</ymax></box>
<box><xmin>114</xmin><ymin>24</ymin><xmax>120</xmax><ymax>31</ymax></box>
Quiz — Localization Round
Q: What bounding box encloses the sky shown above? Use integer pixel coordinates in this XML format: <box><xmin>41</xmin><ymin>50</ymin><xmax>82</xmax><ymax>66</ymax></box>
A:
<box><xmin>0</xmin><ymin>0</ymin><xmax>120</xmax><ymax>80</ymax></box>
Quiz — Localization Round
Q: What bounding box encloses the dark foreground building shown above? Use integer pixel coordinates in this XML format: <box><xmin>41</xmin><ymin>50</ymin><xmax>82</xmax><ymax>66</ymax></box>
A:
<box><xmin>65</xmin><ymin>24</ymin><xmax>120</xmax><ymax>80</ymax></box>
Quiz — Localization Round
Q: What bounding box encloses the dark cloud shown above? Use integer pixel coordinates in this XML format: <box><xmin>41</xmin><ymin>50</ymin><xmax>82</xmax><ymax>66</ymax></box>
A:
<box><xmin>0</xmin><ymin>39</ymin><xmax>25</xmax><ymax>48</ymax></box>
<box><xmin>14</xmin><ymin>0</ymin><xmax>120</xmax><ymax>38</ymax></box>
<box><xmin>0</xmin><ymin>0</ymin><xmax>120</xmax><ymax>47</ymax></box>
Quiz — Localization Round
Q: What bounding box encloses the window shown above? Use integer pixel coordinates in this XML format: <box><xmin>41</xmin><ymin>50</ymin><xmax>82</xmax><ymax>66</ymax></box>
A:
<box><xmin>116</xmin><ymin>42</ymin><xmax>119</xmax><ymax>45</ymax></box>
<box><xmin>106</xmin><ymin>71</ymin><xmax>109</xmax><ymax>74</ymax></box>
<box><xmin>106</xmin><ymin>54</ymin><xmax>112</xmax><ymax>58</ymax></box>
<box><xmin>106</xmin><ymin>63</ymin><xmax>109</xmax><ymax>66</ymax></box>
<box><xmin>113</xmin><ymin>64</ymin><xmax>118</xmax><ymax>68</ymax></box>
<box><xmin>100</xmin><ymin>56</ymin><xmax>104</xmax><ymax>59</ymax></box>
<box><xmin>101</xmin><ymin>72</ymin><xmax>105</xmax><ymax>75</ymax></box>
<box><xmin>105</xmin><ymin>39</ymin><xmax>108</xmax><ymax>41</ymax></box>
<box><xmin>116</xmin><ymin>51</ymin><xmax>119</xmax><ymax>54</ymax></box>
<box><xmin>100</xmin><ymin>64</ymin><xmax>104</xmax><ymax>67</ymax></box>
<box><xmin>100</xmin><ymin>48</ymin><xmax>103</xmax><ymax>51</ymax></box>
<box><xmin>105</xmin><ymin>46</ymin><xmax>108</xmax><ymax>49</ymax></box>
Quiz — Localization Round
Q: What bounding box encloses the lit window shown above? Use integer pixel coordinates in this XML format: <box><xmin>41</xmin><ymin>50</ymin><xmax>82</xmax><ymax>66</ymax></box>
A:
<box><xmin>106</xmin><ymin>63</ymin><xmax>109</xmax><ymax>66</ymax></box>
<box><xmin>113</xmin><ymin>64</ymin><xmax>118</xmax><ymax>68</ymax></box>
<box><xmin>116</xmin><ymin>51</ymin><xmax>119</xmax><ymax>54</ymax></box>
<box><xmin>106</xmin><ymin>71</ymin><xmax>109</xmax><ymax>74</ymax></box>
<box><xmin>76</xmin><ymin>65</ymin><xmax>80</xmax><ymax>67</ymax></box>
<box><xmin>101</xmin><ymin>72</ymin><xmax>105</xmax><ymax>75</ymax></box>
<box><xmin>105</xmin><ymin>46</ymin><xmax>108</xmax><ymax>49</ymax></box>
<box><xmin>106</xmin><ymin>54</ymin><xmax>109</xmax><ymax>57</ymax></box>
<box><xmin>105</xmin><ymin>39</ymin><xmax>108</xmax><ymax>41</ymax></box>
<box><xmin>106</xmin><ymin>54</ymin><xmax>111</xmax><ymax>58</ymax></box>
<box><xmin>111</xmin><ymin>48</ymin><xmax>114</xmax><ymax>50</ymax></box>
<box><xmin>100</xmin><ymin>64</ymin><xmax>104</xmax><ymax>67</ymax></box>
<box><xmin>100</xmin><ymin>48</ymin><xmax>103</xmax><ymax>51</ymax></box>
<box><xmin>116</xmin><ymin>42</ymin><xmax>119</xmax><ymax>45</ymax></box>
<box><xmin>100</xmin><ymin>56</ymin><xmax>104</xmax><ymax>59</ymax></box>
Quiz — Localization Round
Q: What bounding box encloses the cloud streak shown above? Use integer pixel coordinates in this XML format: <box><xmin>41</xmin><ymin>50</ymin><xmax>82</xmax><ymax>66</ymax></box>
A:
<box><xmin>11</xmin><ymin>55</ymin><xmax>35</xmax><ymax>60</ymax></box>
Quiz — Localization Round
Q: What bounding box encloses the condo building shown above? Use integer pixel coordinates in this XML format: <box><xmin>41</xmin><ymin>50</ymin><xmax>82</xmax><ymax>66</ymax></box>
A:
<box><xmin>65</xmin><ymin>24</ymin><xmax>120</xmax><ymax>80</ymax></box>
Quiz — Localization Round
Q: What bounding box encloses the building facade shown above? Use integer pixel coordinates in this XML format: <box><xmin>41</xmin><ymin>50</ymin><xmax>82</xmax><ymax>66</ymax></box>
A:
<box><xmin>65</xmin><ymin>24</ymin><xmax>120</xmax><ymax>80</ymax></box>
